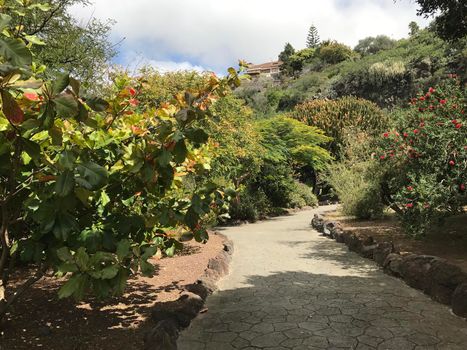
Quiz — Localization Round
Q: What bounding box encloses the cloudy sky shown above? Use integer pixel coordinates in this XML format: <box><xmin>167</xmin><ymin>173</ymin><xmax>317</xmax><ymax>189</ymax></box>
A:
<box><xmin>71</xmin><ymin>0</ymin><xmax>430</xmax><ymax>74</ymax></box>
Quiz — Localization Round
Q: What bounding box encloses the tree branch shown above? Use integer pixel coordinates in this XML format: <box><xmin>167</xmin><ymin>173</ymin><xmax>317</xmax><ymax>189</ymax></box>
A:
<box><xmin>0</xmin><ymin>265</ymin><xmax>46</xmax><ymax>320</ymax></box>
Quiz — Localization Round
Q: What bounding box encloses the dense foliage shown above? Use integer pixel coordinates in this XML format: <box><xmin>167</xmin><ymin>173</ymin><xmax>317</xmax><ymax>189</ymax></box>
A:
<box><xmin>239</xmin><ymin>25</ymin><xmax>466</xmax><ymax>111</ymax></box>
<box><xmin>4</xmin><ymin>0</ymin><xmax>116</xmax><ymax>87</ymax></box>
<box><xmin>240</xmin><ymin>14</ymin><xmax>465</xmax><ymax>238</ymax></box>
<box><xmin>0</xmin><ymin>7</ymin><xmax>243</xmax><ymax>317</ymax></box>
<box><xmin>415</xmin><ymin>0</ymin><xmax>467</xmax><ymax>41</ymax></box>
<box><xmin>354</xmin><ymin>35</ymin><xmax>396</xmax><ymax>56</ymax></box>
<box><xmin>376</xmin><ymin>78</ymin><xmax>466</xmax><ymax>235</ymax></box>
<box><xmin>1</xmin><ymin>0</ymin><xmax>466</xmax><ymax>325</ymax></box>
<box><xmin>326</xmin><ymin>130</ymin><xmax>385</xmax><ymax>219</ymax></box>
<box><xmin>293</xmin><ymin>96</ymin><xmax>387</xmax><ymax>157</ymax></box>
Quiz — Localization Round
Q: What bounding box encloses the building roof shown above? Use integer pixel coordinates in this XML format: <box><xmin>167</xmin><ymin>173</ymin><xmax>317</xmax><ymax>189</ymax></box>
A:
<box><xmin>246</xmin><ymin>61</ymin><xmax>283</xmax><ymax>76</ymax></box>
<box><xmin>247</xmin><ymin>61</ymin><xmax>283</xmax><ymax>70</ymax></box>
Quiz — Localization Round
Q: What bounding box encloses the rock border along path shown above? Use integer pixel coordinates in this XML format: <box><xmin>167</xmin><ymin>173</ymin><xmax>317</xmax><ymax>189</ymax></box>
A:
<box><xmin>178</xmin><ymin>206</ymin><xmax>467</xmax><ymax>350</ymax></box>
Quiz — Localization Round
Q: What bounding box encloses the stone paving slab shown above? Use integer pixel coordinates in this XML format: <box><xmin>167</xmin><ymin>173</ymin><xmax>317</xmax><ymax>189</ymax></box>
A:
<box><xmin>178</xmin><ymin>207</ymin><xmax>467</xmax><ymax>349</ymax></box>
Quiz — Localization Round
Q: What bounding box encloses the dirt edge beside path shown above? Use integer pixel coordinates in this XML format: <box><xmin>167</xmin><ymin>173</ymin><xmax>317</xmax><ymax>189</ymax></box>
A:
<box><xmin>143</xmin><ymin>233</ymin><xmax>234</xmax><ymax>350</ymax></box>
<box><xmin>311</xmin><ymin>212</ymin><xmax>467</xmax><ymax>319</ymax></box>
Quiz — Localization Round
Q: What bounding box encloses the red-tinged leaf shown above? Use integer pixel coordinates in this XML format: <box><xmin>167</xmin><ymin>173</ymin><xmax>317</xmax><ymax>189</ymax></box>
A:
<box><xmin>129</xmin><ymin>98</ymin><xmax>139</xmax><ymax>107</ymax></box>
<box><xmin>1</xmin><ymin>90</ymin><xmax>24</xmax><ymax>124</ymax></box>
<box><xmin>24</xmin><ymin>92</ymin><xmax>40</xmax><ymax>101</ymax></box>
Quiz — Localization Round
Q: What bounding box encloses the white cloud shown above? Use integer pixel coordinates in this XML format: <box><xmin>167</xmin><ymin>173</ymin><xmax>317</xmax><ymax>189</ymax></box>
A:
<box><xmin>71</xmin><ymin>0</ymin><xmax>430</xmax><ymax>72</ymax></box>
<box><xmin>116</xmin><ymin>51</ymin><xmax>206</xmax><ymax>73</ymax></box>
<box><xmin>148</xmin><ymin>60</ymin><xmax>205</xmax><ymax>73</ymax></box>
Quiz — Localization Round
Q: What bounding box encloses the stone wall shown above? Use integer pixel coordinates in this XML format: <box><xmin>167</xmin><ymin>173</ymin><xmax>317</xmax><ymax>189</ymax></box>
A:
<box><xmin>311</xmin><ymin>214</ymin><xmax>467</xmax><ymax>319</ymax></box>
<box><xmin>144</xmin><ymin>233</ymin><xmax>234</xmax><ymax>350</ymax></box>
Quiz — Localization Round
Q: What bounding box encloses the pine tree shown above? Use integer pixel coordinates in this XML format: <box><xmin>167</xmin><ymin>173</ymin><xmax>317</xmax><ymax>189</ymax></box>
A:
<box><xmin>278</xmin><ymin>43</ymin><xmax>296</xmax><ymax>76</ymax></box>
<box><xmin>306</xmin><ymin>25</ymin><xmax>320</xmax><ymax>48</ymax></box>
<box><xmin>408</xmin><ymin>21</ymin><xmax>420</xmax><ymax>36</ymax></box>
<box><xmin>278</xmin><ymin>42</ymin><xmax>295</xmax><ymax>63</ymax></box>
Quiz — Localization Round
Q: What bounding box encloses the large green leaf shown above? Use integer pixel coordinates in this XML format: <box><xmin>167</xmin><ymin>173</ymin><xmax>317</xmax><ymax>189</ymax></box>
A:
<box><xmin>52</xmin><ymin>73</ymin><xmax>70</xmax><ymax>95</ymax></box>
<box><xmin>39</xmin><ymin>103</ymin><xmax>56</xmax><ymax>129</ymax></box>
<box><xmin>55</xmin><ymin>170</ymin><xmax>75</xmax><ymax>197</ymax></box>
<box><xmin>58</xmin><ymin>274</ymin><xmax>87</xmax><ymax>299</ymax></box>
<box><xmin>173</xmin><ymin>140</ymin><xmax>188</xmax><ymax>163</ymax></box>
<box><xmin>116</xmin><ymin>239</ymin><xmax>131</xmax><ymax>261</ymax></box>
<box><xmin>54</xmin><ymin>93</ymin><xmax>78</xmax><ymax>118</ymax></box>
<box><xmin>27</xmin><ymin>3</ymin><xmax>52</xmax><ymax>11</ymax></box>
<box><xmin>59</xmin><ymin>150</ymin><xmax>76</xmax><ymax>170</ymax></box>
<box><xmin>0</xmin><ymin>14</ymin><xmax>11</xmax><ymax>32</ymax></box>
<box><xmin>157</xmin><ymin>148</ymin><xmax>172</xmax><ymax>167</ymax></box>
<box><xmin>21</xmin><ymin>138</ymin><xmax>41</xmax><ymax>160</ymax></box>
<box><xmin>113</xmin><ymin>269</ymin><xmax>129</xmax><ymax>295</ymax></box>
<box><xmin>85</xmin><ymin>97</ymin><xmax>109</xmax><ymax>112</ymax></box>
<box><xmin>185</xmin><ymin>128</ymin><xmax>209</xmax><ymax>144</ymax></box>
<box><xmin>99</xmin><ymin>265</ymin><xmax>119</xmax><ymax>280</ymax></box>
<box><xmin>52</xmin><ymin>213</ymin><xmax>78</xmax><ymax>241</ymax></box>
<box><xmin>140</xmin><ymin>260</ymin><xmax>155</xmax><ymax>276</ymax></box>
<box><xmin>23</xmin><ymin>35</ymin><xmax>46</xmax><ymax>46</ymax></box>
<box><xmin>141</xmin><ymin>245</ymin><xmax>157</xmax><ymax>260</ymax></box>
<box><xmin>76</xmin><ymin>162</ymin><xmax>108</xmax><ymax>190</ymax></box>
<box><xmin>75</xmin><ymin>247</ymin><xmax>90</xmax><ymax>271</ymax></box>
<box><xmin>0</xmin><ymin>36</ymin><xmax>32</xmax><ymax>67</ymax></box>
<box><xmin>56</xmin><ymin>247</ymin><xmax>73</xmax><ymax>262</ymax></box>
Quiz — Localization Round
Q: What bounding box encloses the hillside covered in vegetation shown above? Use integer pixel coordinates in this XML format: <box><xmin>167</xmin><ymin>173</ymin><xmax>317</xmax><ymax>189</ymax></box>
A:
<box><xmin>0</xmin><ymin>0</ymin><xmax>465</xmax><ymax>330</ymax></box>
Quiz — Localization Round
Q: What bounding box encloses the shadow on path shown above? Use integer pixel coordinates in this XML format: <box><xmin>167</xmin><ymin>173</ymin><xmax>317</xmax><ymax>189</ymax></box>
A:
<box><xmin>179</xmin><ymin>271</ymin><xmax>467</xmax><ymax>349</ymax></box>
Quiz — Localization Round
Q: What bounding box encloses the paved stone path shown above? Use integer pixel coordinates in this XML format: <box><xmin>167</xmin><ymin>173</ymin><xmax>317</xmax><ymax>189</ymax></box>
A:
<box><xmin>178</xmin><ymin>207</ymin><xmax>467</xmax><ymax>349</ymax></box>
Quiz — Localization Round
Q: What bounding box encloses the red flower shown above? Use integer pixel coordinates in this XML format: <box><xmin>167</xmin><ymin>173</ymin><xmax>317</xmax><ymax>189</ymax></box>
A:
<box><xmin>419</xmin><ymin>122</ymin><xmax>425</xmax><ymax>127</ymax></box>
<box><xmin>403</xmin><ymin>132</ymin><xmax>408</xmax><ymax>138</ymax></box>
<box><xmin>406</xmin><ymin>203</ymin><xmax>414</xmax><ymax>208</ymax></box>
<box><xmin>440</xmin><ymin>99</ymin><xmax>447</xmax><ymax>105</ymax></box>
<box><xmin>383</xmin><ymin>132</ymin><xmax>389</xmax><ymax>138</ymax></box>
<box><xmin>452</xmin><ymin>119</ymin><xmax>458</xmax><ymax>124</ymax></box>
<box><xmin>380</xmin><ymin>155</ymin><xmax>386</xmax><ymax>160</ymax></box>
<box><xmin>429</xmin><ymin>87</ymin><xmax>435</xmax><ymax>93</ymax></box>
<box><xmin>449</xmin><ymin>160</ymin><xmax>455</xmax><ymax>166</ymax></box>
<box><xmin>413</xmin><ymin>129</ymin><xmax>419</xmax><ymax>134</ymax></box>
<box><xmin>455</xmin><ymin>123</ymin><xmax>462</xmax><ymax>129</ymax></box>
<box><xmin>129</xmin><ymin>88</ymin><xmax>137</xmax><ymax>96</ymax></box>
<box><xmin>419</xmin><ymin>96</ymin><xmax>425</xmax><ymax>101</ymax></box>
<box><xmin>129</xmin><ymin>98</ymin><xmax>139</xmax><ymax>107</ymax></box>
<box><xmin>407</xmin><ymin>186</ymin><xmax>414</xmax><ymax>191</ymax></box>
<box><xmin>460</xmin><ymin>184</ymin><xmax>466</xmax><ymax>192</ymax></box>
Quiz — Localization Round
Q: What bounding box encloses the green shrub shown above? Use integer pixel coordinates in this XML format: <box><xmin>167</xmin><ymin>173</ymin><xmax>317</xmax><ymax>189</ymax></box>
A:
<box><xmin>331</xmin><ymin>59</ymin><xmax>412</xmax><ymax>107</ymax></box>
<box><xmin>229</xmin><ymin>188</ymin><xmax>271</xmax><ymax>222</ymax></box>
<box><xmin>327</xmin><ymin>160</ymin><xmax>385</xmax><ymax>219</ymax></box>
<box><xmin>293</xmin><ymin>96</ymin><xmax>387</xmax><ymax>158</ymax></box>
<box><xmin>317</xmin><ymin>41</ymin><xmax>356</xmax><ymax>64</ymax></box>
<box><xmin>0</xmin><ymin>8</ymin><xmax>245</xmax><ymax>317</ymax></box>
<box><xmin>290</xmin><ymin>181</ymin><xmax>318</xmax><ymax>208</ymax></box>
<box><xmin>354</xmin><ymin>35</ymin><xmax>396</xmax><ymax>56</ymax></box>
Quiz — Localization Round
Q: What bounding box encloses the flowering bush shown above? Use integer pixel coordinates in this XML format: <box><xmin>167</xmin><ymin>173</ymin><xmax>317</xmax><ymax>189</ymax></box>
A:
<box><xmin>377</xmin><ymin>77</ymin><xmax>466</xmax><ymax>235</ymax></box>
<box><xmin>0</xmin><ymin>7</ymin><xmax>241</xmax><ymax>318</ymax></box>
